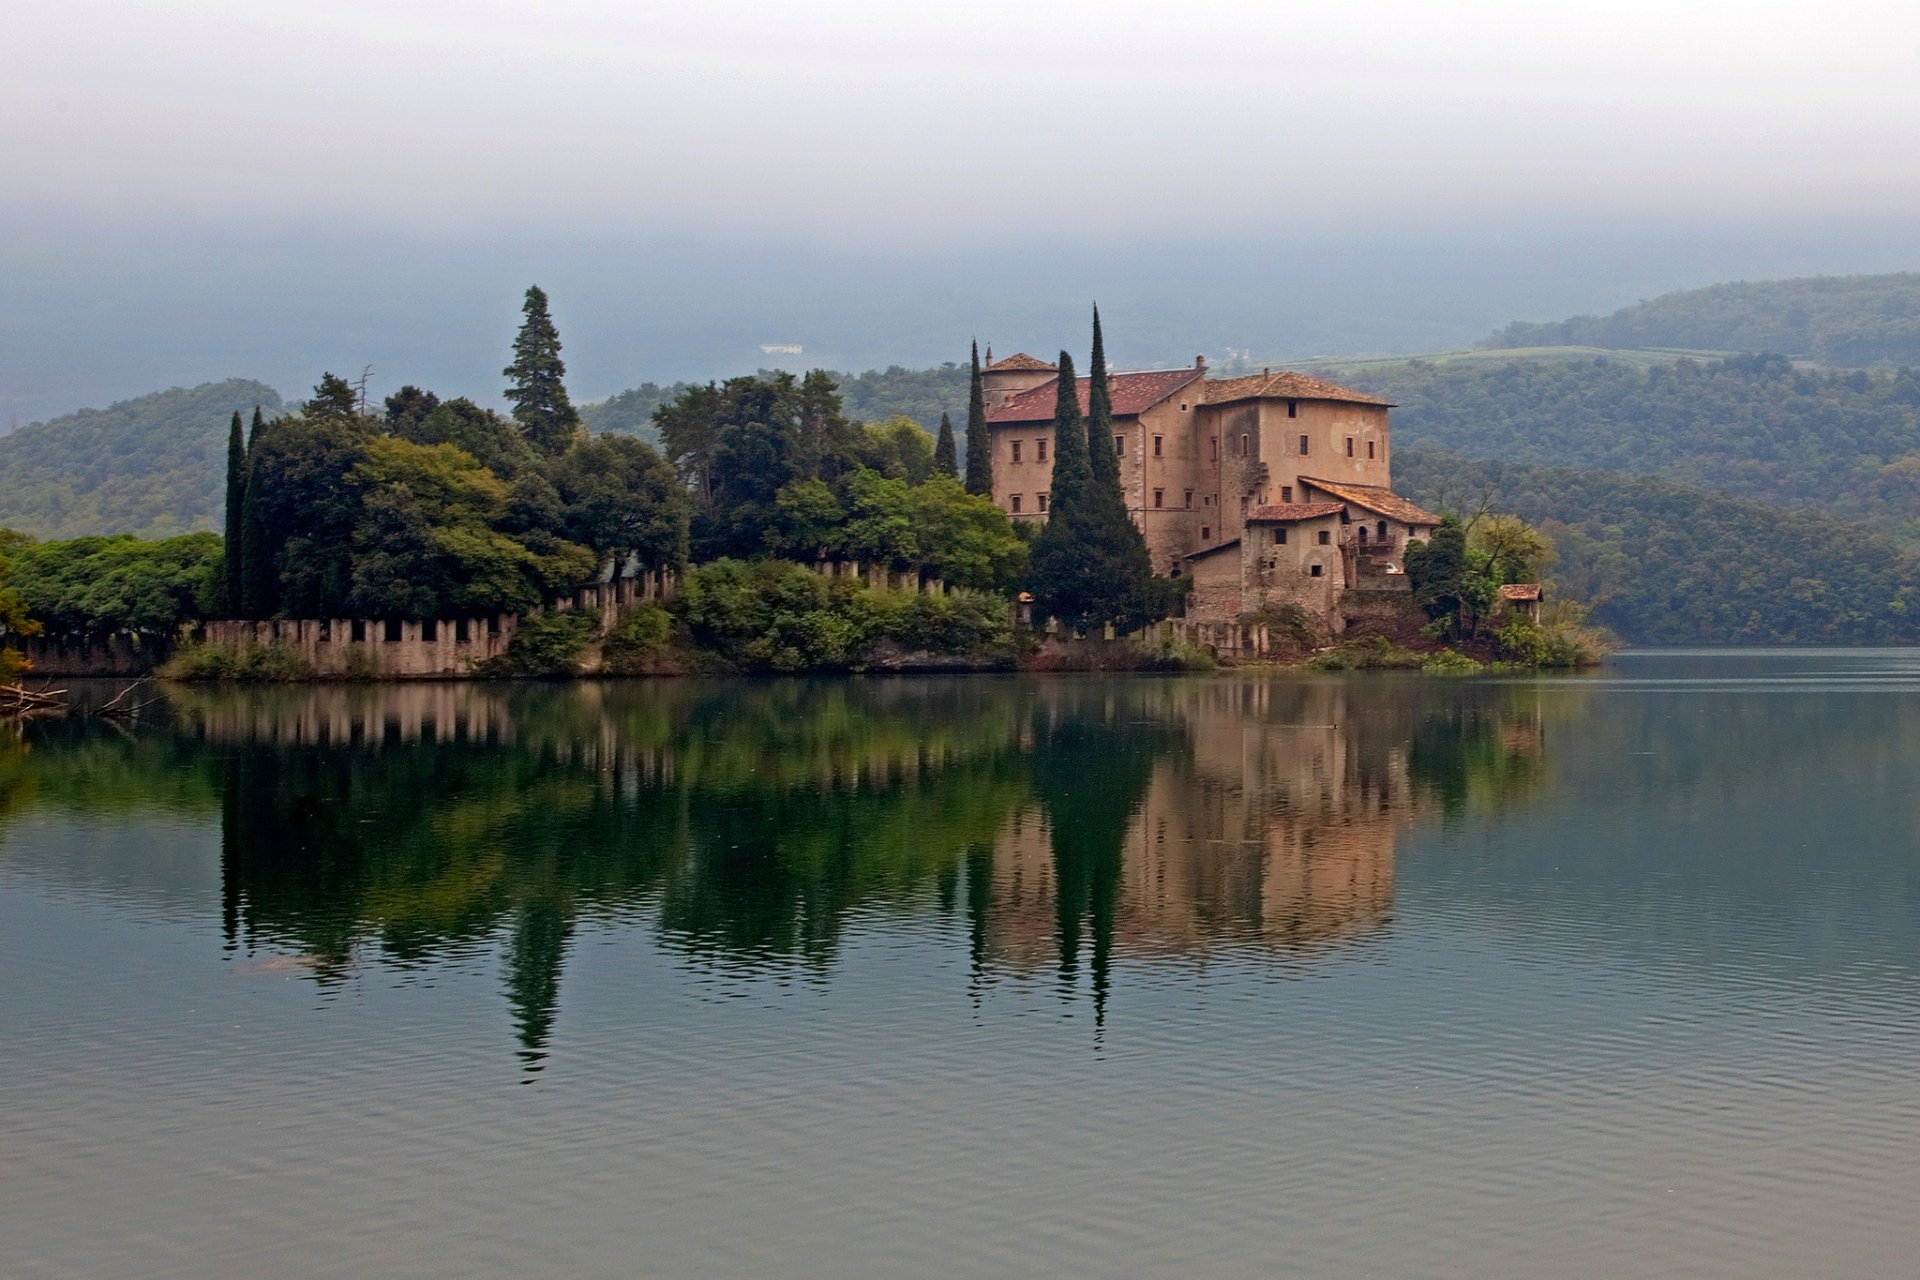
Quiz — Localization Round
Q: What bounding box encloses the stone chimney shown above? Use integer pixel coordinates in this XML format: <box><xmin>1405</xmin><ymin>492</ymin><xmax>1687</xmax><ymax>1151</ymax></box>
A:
<box><xmin>1195</xmin><ymin>355</ymin><xmax>1206</xmax><ymax>369</ymax></box>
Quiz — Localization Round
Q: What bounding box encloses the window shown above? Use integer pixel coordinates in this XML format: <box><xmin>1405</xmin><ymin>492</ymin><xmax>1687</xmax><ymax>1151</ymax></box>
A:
<box><xmin>1275</xmin><ymin>527</ymin><xmax>1288</xmax><ymax>545</ymax></box>
<box><xmin>1153</xmin><ymin>488</ymin><xmax>1164</xmax><ymax>508</ymax></box>
<box><xmin>1287</xmin><ymin>399</ymin><xmax>1299</xmax><ymax>419</ymax></box>
<box><xmin>1281</xmin><ymin>485</ymin><xmax>1293</xmax><ymax>503</ymax></box>
<box><xmin>1367</xmin><ymin>441</ymin><xmax>1376</xmax><ymax>460</ymax></box>
<box><xmin>1184</xmin><ymin>489</ymin><xmax>1193</xmax><ymax>509</ymax></box>
<box><xmin>1201</xmin><ymin>525</ymin><xmax>1211</xmax><ymax>540</ymax></box>
<box><xmin>1011</xmin><ymin>440</ymin><xmax>1022</xmax><ymax>463</ymax></box>
<box><xmin>1114</xmin><ymin>434</ymin><xmax>1124</xmax><ymax>456</ymax></box>
<box><xmin>1180</xmin><ymin>402</ymin><xmax>1189</xmax><ymax>411</ymax></box>
<box><xmin>1011</xmin><ymin>494</ymin><xmax>1023</xmax><ymax>513</ymax></box>
<box><xmin>384</xmin><ymin>618</ymin><xmax>403</xmax><ymax>643</ymax></box>
<box><xmin>1210</xmin><ymin>437</ymin><xmax>1218</xmax><ymax>460</ymax></box>
<box><xmin>1317</xmin><ymin>529</ymin><xmax>1332</xmax><ymax>545</ymax></box>
<box><xmin>1310</xmin><ymin>563</ymin><xmax>1324</xmax><ymax>577</ymax></box>
<box><xmin>1357</xmin><ymin>526</ymin><xmax>1368</xmax><ymax>544</ymax></box>
<box><xmin>1298</xmin><ymin>434</ymin><xmax>1310</xmax><ymax>456</ymax></box>
<box><xmin>1036</xmin><ymin>438</ymin><xmax>1048</xmax><ymax>462</ymax></box>
<box><xmin>422</xmin><ymin>618</ymin><xmax>438</xmax><ymax>642</ymax></box>
<box><xmin>1239</xmin><ymin>434</ymin><xmax>1250</xmax><ymax>457</ymax></box>
<box><xmin>1038</xmin><ymin>492</ymin><xmax>1049</xmax><ymax>512</ymax></box>
<box><xmin>1378</xmin><ymin>520</ymin><xmax>1388</xmax><ymax>539</ymax></box>
<box><xmin>1153</xmin><ymin>434</ymin><xmax>1163</xmax><ymax>457</ymax></box>
<box><xmin>1346</xmin><ymin>437</ymin><xmax>1354</xmax><ymax>458</ymax></box>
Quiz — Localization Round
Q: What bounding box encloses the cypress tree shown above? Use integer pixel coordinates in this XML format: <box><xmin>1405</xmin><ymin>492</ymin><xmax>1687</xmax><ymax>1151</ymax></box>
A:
<box><xmin>1027</xmin><ymin>351</ymin><xmax>1094</xmax><ymax>629</ymax></box>
<box><xmin>504</xmin><ymin>285</ymin><xmax>582</xmax><ymax>456</ymax></box>
<box><xmin>964</xmin><ymin>340</ymin><xmax>992</xmax><ymax>496</ymax></box>
<box><xmin>223</xmin><ymin>410</ymin><xmax>246</xmax><ymax>613</ymax></box>
<box><xmin>1080</xmin><ymin>306</ymin><xmax>1159</xmax><ymax>633</ymax></box>
<box><xmin>239</xmin><ymin>412</ymin><xmax>276</xmax><ymax>618</ymax></box>
<box><xmin>933</xmin><ymin>411</ymin><xmax>958</xmax><ymax>476</ymax></box>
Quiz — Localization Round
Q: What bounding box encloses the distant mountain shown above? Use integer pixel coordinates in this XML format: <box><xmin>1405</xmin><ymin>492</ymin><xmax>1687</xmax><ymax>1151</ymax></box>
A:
<box><xmin>1397</xmin><ymin>450</ymin><xmax>1920</xmax><ymax>646</ymax></box>
<box><xmin>0</xmin><ymin>380</ymin><xmax>283</xmax><ymax>540</ymax></box>
<box><xmin>1482</xmin><ymin>273</ymin><xmax>1920</xmax><ymax>367</ymax></box>
<box><xmin>1342</xmin><ymin>355</ymin><xmax>1920</xmax><ymax>539</ymax></box>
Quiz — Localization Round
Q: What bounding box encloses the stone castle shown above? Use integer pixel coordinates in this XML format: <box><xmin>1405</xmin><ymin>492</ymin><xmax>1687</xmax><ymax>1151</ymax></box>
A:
<box><xmin>981</xmin><ymin>350</ymin><xmax>1440</xmax><ymax>631</ymax></box>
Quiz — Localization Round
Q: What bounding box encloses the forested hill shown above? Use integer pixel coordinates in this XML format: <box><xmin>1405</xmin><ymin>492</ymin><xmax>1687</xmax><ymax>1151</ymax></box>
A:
<box><xmin>1343</xmin><ymin>355</ymin><xmax>1920</xmax><ymax>540</ymax></box>
<box><xmin>1482</xmin><ymin>273</ymin><xmax>1920</xmax><ymax>367</ymax></box>
<box><xmin>1397</xmin><ymin>450</ymin><xmax>1920</xmax><ymax>646</ymax></box>
<box><xmin>0</xmin><ymin>379</ymin><xmax>284</xmax><ymax>539</ymax></box>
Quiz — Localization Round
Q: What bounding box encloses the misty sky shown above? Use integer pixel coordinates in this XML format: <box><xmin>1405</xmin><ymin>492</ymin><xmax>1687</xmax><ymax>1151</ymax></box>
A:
<box><xmin>7</xmin><ymin>1</ymin><xmax>1920</xmax><ymax>421</ymax></box>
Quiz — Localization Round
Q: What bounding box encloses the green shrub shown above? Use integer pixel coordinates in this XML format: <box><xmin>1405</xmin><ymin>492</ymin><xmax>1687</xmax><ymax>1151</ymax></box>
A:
<box><xmin>673</xmin><ymin>558</ymin><xmax>1014</xmax><ymax>672</ymax></box>
<box><xmin>602</xmin><ymin>604</ymin><xmax>674</xmax><ymax>672</ymax></box>
<box><xmin>160</xmin><ymin>640</ymin><xmax>313</xmax><ymax>682</ymax></box>
<box><xmin>1306</xmin><ymin>635</ymin><xmax>1425</xmax><ymax>672</ymax></box>
<box><xmin>1421</xmin><ymin>648</ymin><xmax>1485</xmax><ymax>676</ymax></box>
<box><xmin>489</xmin><ymin>610</ymin><xmax>600</xmax><ymax>676</ymax></box>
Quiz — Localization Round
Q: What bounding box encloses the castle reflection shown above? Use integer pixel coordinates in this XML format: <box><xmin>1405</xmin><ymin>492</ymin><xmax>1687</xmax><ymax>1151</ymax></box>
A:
<box><xmin>35</xmin><ymin>677</ymin><xmax>1550</xmax><ymax>1064</ymax></box>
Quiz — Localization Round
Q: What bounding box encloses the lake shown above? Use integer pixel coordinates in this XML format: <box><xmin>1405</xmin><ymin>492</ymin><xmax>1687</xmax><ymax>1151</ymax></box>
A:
<box><xmin>4</xmin><ymin>652</ymin><xmax>1918</xmax><ymax>1278</ymax></box>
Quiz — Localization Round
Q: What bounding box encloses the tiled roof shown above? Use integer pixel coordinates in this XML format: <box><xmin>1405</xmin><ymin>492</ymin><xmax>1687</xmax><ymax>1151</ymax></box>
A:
<box><xmin>1183</xmin><ymin>538</ymin><xmax>1242</xmax><ymax>561</ymax></box>
<box><xmin>984</xmin><ymin>352</ymin><xmax>1057</xmax><ymax>373</ymax></box>
<box><xmin>1247</xmin><ymin>501</ymin><xmax>1346</xmax><ymax>522</ymax></box>
<box><xmin>986</xmin><ymin>368</ymin><xmax>1205</xmax><ymax>424</ymax></box>
<box><xmin>1299</xmin><ymin>477</ymin><xmax>1441</xmax><ymax>525</ymax></box>
<box><xmin>1498</xmin><ymin>583</ymin><xmax>1543</xmax><ymax>601</ymax></box>
<box><xmin>1202</xmin><ymin>371</ymin><xmax>1392</xmax><ymax>407</ymax></box>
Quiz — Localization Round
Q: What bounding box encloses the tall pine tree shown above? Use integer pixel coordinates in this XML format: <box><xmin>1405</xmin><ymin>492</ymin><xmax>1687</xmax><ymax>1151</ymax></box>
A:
<box><xmin>504</xmin><ymin>285</ymin><xmax>581</xmax><ymax>456</ymax></box>
<box><xmin>223</xmin><ymin>410</ymin><xmax>246</xmax><ymax>613</ymax></box>
<box><xmin>933</xmin><ymin>412</ymin><xmax>958</xmax><ymax>476</ymax></box>
<box><xmin>964</xmin><ymin>340</ymin><xmax>992</xmax><ymax>496</ymax></box>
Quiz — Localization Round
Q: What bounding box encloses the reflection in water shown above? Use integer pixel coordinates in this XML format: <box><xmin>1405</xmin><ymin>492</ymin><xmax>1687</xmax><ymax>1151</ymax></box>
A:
<box><xmin>5</xmin><ymin>678</ymin><xmax>1550</xmax><ymax>1065</ymax></box>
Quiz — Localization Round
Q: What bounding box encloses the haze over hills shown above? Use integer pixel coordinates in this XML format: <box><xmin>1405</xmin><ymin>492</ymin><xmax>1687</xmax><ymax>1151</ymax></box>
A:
<box><xmin>1483</xmin><ymin>273</ymin><xmax>1920</xmax><ymax>367</ymax></box>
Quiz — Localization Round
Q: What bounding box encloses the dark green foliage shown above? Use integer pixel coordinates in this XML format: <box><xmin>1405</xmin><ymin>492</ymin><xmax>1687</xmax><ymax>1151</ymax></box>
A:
<box><xmin>0</xmin><ymin>379</ymin><xmax>285</xmax><ymax>540</ymax></box>
<box><xmin>382</xmin><ymin>386</ymin><xmax>440</xmax><ymax>433</ymax></box>
<box><xmin>1483</xmin><ymin>272</ymin><xmax>1920</xmax><ymax>366</ymax></box>
<box><xmin>695</xmin><ymin>390</ymin><xmax>803</xmax><ymax>561</ymax></box>
<box><xmin>223</xmin><ymin>411</ymin><xmax>246</xmax><ymax>611</ymax></box>
<box><xmin>7</xmin><ymin>533</ymin><xmax>222</xmax><ymax>636</ymax></box>
<box><xmin>933</xmin><ymin>412</ymin><xmax>958</xmax><ymax>477</ymax></box>
<box><xmin>1404</xmin><ymin>517</ymin><xmax>1471</xmax><ymax>635</ymax></box>
<box><xmin>0</xmin><ymin>535</ymin><xmax>40</xmax><ymax>680</ymax></box>
<box><xmin>1348</xmin><ymin>354</ymin><xmax>1920</xmax><ymax>535</ymax></box>
<box><xmin>855</xmin><ymin>416</ymin><xmax>935</xmax><ymax>483</ymax></box>
<box><xmin>1029</xmin><ymin>327</ymin><xmax>1164</xmax><ymax>636</ymax></box>
<box><xmin>965</xmin><ymin>341</ymin><xmax>992</xmax><ymax>497</ymax></box>
<box><xmin>1399</xmin><ymin>450</ymin><xmax>1920</xmax><ymax>645</ymax></box>
<box><xmin>674</xmin><ymin>558</ymin><xmax>1015</xmax><ymax>672</ymax></box>
<box><xmin>390</xmin><ymin>396</ymin><xmax>536</xmax><ymax>478</ymax></box>
<box><xmin>160</xmin><ymin>640</ymin><xmax>313</xmax><ymax>682</ymax></box>
<box><xmin>503</xmin><ymin>285</ymin><xmax>581</xmax><ymax>456</ymax></box>
<box><xmin>582</xmin><ymin>364</ymin><xmax>968</xmax><ymax>445</ymax></box>
<box><xmin>548</xmin><ymin>435</ymin><xmax>689</xmax><ymax>570</ymax></box>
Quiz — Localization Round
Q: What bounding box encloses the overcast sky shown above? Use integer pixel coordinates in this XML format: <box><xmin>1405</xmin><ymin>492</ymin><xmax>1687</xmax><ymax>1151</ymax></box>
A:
<box><xmin>12</xmin><ymin>0</ymin><xmax>1920</xmax><ymax>245</ymax></box>
<box><xmin>7</xmin><ymin>1</ymin><xmax>1920</xmax><ymax>422</ymax></box>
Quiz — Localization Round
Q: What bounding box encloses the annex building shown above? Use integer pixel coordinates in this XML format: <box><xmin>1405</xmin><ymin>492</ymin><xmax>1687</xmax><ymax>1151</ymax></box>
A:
<box><xmin>981</xmin><ymin>351</ymin><xmax>1441</xmax><ymax>630</ymax></box>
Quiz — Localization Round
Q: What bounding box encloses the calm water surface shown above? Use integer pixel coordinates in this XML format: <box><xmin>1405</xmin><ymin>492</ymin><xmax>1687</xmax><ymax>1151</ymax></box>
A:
<box><xmin>4</xmin><ymin>652</ymin><xmax>1918</xmax><ymax>1278</ymax></box>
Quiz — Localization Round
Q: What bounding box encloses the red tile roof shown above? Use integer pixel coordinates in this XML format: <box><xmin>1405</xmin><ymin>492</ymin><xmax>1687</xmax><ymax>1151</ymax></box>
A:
<box><xmin>1498</xmin><ymin>583</ymin><xmax>1543</xmax><ymax>601</ymax></box>
<box><xmin>984</xmin><ymin>352</ymin><xmax>1057</xmax><ymax>373</ymax></box>
<box><xmin>1202</xmin><ymin>371</ymin><xmax>1392</xmax><ymax>407</ymax></box>
<box><xmin>986</xmin><ymin>368</ymin><xmax>1205</xmax><ymax>424</ymax></box>
<box><xmin>1299</xmin><ymin>477</ymin><xmax>1441</xmax><ymax>525</ymax></box>
<box><xmin>1247</xmin><ymin>501</ymin><xmax>1346</xmax><ymax>522</ymax></box>
<box><xmin>1183</xmin><ymin>538</ymin><xmax>1242</xmax><ymax>561</ymax></box>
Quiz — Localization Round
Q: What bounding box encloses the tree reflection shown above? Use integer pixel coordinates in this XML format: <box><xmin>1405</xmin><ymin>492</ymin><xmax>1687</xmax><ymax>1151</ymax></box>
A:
<box><xmin>3</xmin><ymin>675</ymin><xmax>1556</xmax><ymax>1064</ymax></box>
